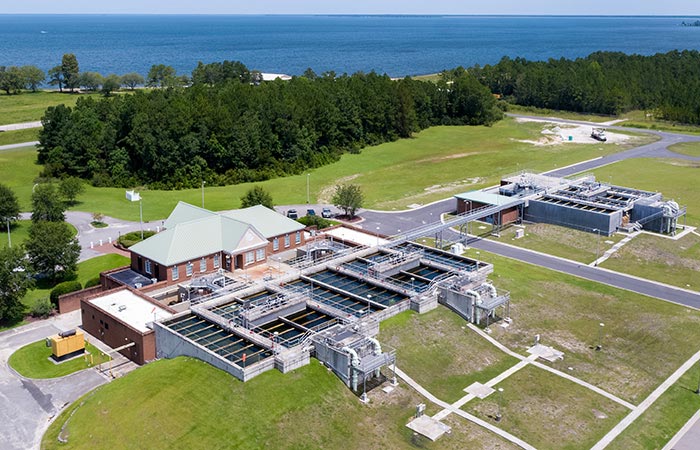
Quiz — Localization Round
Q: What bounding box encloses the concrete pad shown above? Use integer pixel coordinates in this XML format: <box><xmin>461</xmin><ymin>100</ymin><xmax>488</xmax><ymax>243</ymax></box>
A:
<box><xmin>406</xmin><ymin>415</ymin><xmax>451</xmax><ymax>441</ymax></box>
<box><xmin>527</xmin><ymin>343</ymin><xmax>564</xmax><ymax>362</ymax></box>
<box><xmin>464</xmin><ymin>382</ymin><xmax>495</xmax><ymax>399</ymax></box>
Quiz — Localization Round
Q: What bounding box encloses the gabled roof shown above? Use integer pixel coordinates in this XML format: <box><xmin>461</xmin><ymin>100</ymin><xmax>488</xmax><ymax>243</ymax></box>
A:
<box><xmin>163</xmin><ymin>201</ymin><xmax>215</xmax><ymax>229</ymax></box>
<box><xmin>222</xmin><ymin>204</ymin><xmax>305</xmax><ymax>238</ymax></box>
<box><xmin>130</xmin><ymin>215</ymin><xmax>267</xmax><ymax>266</ymax></box>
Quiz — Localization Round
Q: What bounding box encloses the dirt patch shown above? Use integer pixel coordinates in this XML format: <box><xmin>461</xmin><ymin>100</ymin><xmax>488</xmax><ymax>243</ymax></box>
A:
<box><xmin>414</xmin><ymin>152</ymin><xmax>480</xmax><ymax>164</ymax></box>
<box><xmin>514</xmin><ymin>117</ymin><xmax>630</xmax><ymax>146</ymax></box>
<box><xmin>317</xmin><ymin>174</ymin><xmax>360</xmax><ymax>204</ymax></box>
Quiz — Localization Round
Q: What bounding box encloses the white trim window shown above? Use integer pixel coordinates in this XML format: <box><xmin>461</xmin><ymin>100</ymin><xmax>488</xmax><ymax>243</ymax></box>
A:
<box><xmin>200</xmin><ymin>257</ymin><xmax>206</xmax><ymax>273</ymax></box>
<box><xmin>245</xmin><ymin>251</ymin><xmax>255</xmax><ymax>265</ymax></box>
<box><xmin>144</xmin><ymin>260</ymin><xmax>152</xmax><ymax>274</ymax></box>
<box><xmin>186</xmin><ymin>262</ymin><xmax>193</xmax><ymax>277</ymax></box>
<box><xmin>213</xmin><ymin>254</ymin><xmax>220</xmax><ymax>269</ymax></box>
<box><xmin>256</xmin><ymin>248</ymin><xmax>265</xmax><ymax>261</ymax></box>
<box><xmin>273</xmin><ymin>237</ymin><xmax>279</xmax><ymax>251</ymax></box>
<box><xmin>284</xmin><ymin>234</ymin><xmax>290</xmax><ymax>248</ymax></box>
<box><xmin>295</xmin><ymin>231</ymin><xmax>301</xmax><ymax>244</ymax></box>
<box><xmin>172</xmin><ymin>265</ymin><xmax>179</xmax><ymax>280</ymax></box>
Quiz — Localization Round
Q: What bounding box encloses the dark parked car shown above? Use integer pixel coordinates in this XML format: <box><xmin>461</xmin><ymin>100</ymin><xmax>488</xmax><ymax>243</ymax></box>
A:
<box><xmin>306</xmin><ymin>209</ymin><xmax>316</xmax><ymax>216</ymax></box>
<box><xmin>287</xmin><ymin>209</ymin><xmax>298</xmax><ymax>219</ymax></box>
<box><xmin>321</xmin><ymin>208</ymin><xmax>332</xmax><ymax>218</ymax></box>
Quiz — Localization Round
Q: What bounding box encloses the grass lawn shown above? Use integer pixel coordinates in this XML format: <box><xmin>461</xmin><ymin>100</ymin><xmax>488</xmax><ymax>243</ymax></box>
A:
<box><xmin>379</xmin><ymin>307</ymin><xmax>519</xmax><ymax>403</ymax></box>
<box><xmin>462</xmin><ymin>249</ymin><xmax>700</xmax><ymax>405</ymax></box>
<box><xmin>601</xmin><ymin>232</ymin><xmax>700</xmax><ymax>290</ymax></box>
<box><xmin>487</xmin><ymin>222</ymin><xmax>624</xmax><ymax>264</ymax></box>
<box><xmin>42</xmin><ymin>357</ymin><xmax>516</xmax><ymax>450</ymax></box>
<box><xmin>21</xmin><ymin>254</ymin><xmax>130</xmax><ymax>309</ymax></box>
<box><xmin>2</xmin><ymin>118</ymin><xmax>654</xmax><ymax>221</ymax></box>
<box><xmin>607</xmin><ymin>368</ymin><xmax>700</xmax><ymax>450</ymax></box>
<box><xmin>9</xmin><ymin>340</ymin><xmax>110</xmax><ymax>379</ymax></box>
<box><xmin>0</xmin><ymin>220</ymin><xmax>31</xmax><ymax>248</ymax></box>
<box><xmin>668</xmin><ymin>142</ymin><xmax>700</xmax><ymax>157</ymax></box>
<box><xmin>0</xmin><ymin>128</ymin><xmax>39</xmax><ymax>146</ymax></box>
<box><xmin>464</xmin><ymin>365</ymin><xmax>628</xmax><ymax>450</ymax></box>
<box><xmin>0</xmin><ymin>91</ymin><xmax>102</xmax><ymax>125</ymax></box>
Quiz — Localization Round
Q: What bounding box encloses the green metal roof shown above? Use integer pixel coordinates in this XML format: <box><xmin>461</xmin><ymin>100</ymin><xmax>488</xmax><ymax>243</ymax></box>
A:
<box><xmin>163</xmin><ymin>201</ymin><xmax>215</xmax><ymax>229</ymax></box>
<box><xmin>130</xmin><ymin>215</ymin><xmax>267</xmax><ymax>266</ymax></box>
<box><xmin>223</xmin><ymin>205</ymin><xmax>305</xmax><ymax>238</ymax></box>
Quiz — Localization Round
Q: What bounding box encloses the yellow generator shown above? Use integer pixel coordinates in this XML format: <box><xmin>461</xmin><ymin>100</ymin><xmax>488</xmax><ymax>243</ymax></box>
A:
<box><xmin>47</xmin><ymin>329</ymin><xmax>85</xmax><ymax>362</ymax></box>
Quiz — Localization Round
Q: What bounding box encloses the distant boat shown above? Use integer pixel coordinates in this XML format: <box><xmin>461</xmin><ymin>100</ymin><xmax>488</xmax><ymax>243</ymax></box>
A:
<box><xmin>40</xmin><ymin>30</ymin><xmax>48</xmax><ymax>34</ymax></box>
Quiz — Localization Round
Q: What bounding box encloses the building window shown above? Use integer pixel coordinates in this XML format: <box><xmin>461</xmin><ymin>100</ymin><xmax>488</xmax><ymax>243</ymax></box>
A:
<box><xmin>186</xmin><ymin>262</ymin><xmax>193</xmax><ymax>276</ymax></box>
<box><xmin>256</xmin><ymin>248</ymin><xmax>265</xmax><ymax>261</ymax></box>
<box><xmin>213</xmin><ymin>254</ymin><xmax>220</xmax><ymax>269</ymax></box>
<box><xmin>245</xmin><ymin>251</ymin><xmax>254</xmax><ymax>264</ymax></box>
<box><xmin>172</xmin><ymin>265</ymin><xmax>179</xmax><ymax>280</ymax></box>
<box><xmin>144</xmin><ymin>260</ymin><xmax>152</xmax><ymax>274</ymax></box>
<box><xmin>200</xmin><ymin>258</ymin><xmax>206</xmax><ymax>273</ymax></box>
<box><xmin>284</xmin><ymin>234</ymin><xmax>290</xmax><ymax>248</ymax></box>
<box><xmin>273</xmin><ymin>237</ymin><xmax>279</xmax><ymax>251</ymax></box>
<box><xmin>295</xmin><ymin>231</ymin><xmax>301</xmax><ymax>244</ymax></box>
<box><xmin>105</xmin><ymin>322</ymin><xmax>109</xmax><ymax>330</ymax></box>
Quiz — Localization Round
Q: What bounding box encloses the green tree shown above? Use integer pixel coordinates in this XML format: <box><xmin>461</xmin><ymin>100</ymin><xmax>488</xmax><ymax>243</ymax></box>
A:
<box><xmin>0</xmin><ymin>183</ymin><xmax>20</xmax><ymax>225</ymax></box>
<box><xmin>0</xmin><ymin>66</ymin><xmax>24</xmax><ymax>94</ymax></box>
<box><xmin>78</xmin><ymin>71</ymin><xmax>103</xmax><ymax>91</ymax></box>
<box><xmin>25</xmin><ymin>221</ymin><xmax>80</xmax><ymax>281</ymax></box>
<box><xmin>31</xmin><ymin>183</ymin><xmax>66</xmax><ymax>222</ymax></box>
<box><xmin>101</xmin><ymin>74</ymin><xmax>121</xmax><ymax>96</ymax></box>
<box><xmin>0</xmin><ymin>245</ymin><xmax>33</xmax><ymax>323</ymax></box>
<box><xmin>48</xmin><ymin>66</ymin><xmax>63</xmax><ymax>92</ymax></box>
<box><xmin>20</xmin><ymin>65</ymin><xmax>45</xmax><ymax>91</ymax></box>
<box><xmin>332</xmin><ymin>184</ymin><xmax>363</xmax><ymax>218</ymax></box>
<box><xmin>147</xmin><ymin>64</ymin><xmax>176</xmax><ymax>88</ymax></box>
<box><xmin>61</xmin><ymin>53</ymin><xmax>80</xmax><ymax>92</ymax></box>
<box><xmin>59</xmin><ymin>177</ymin><xmax>85</xmax><ymax>206</ymax></box>
<box><xmin>240</xmin><ymin>185</ymin><xmax>274</xmax><ymax>209</ymax></box>
<box><xmin>121</xmin><ymin>72</ymin><xmax>145</xmax><ymax>90</ymax></box>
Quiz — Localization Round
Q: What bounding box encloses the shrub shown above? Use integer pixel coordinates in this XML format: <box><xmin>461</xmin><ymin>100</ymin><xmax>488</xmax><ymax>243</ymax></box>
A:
<box><xmin>297</xmin><ymin>215</ymin><xmax>333</xmax><ymax>230</ymax></box>
<box><xmin>30</xmin><ymin>297</ymin><xmax>53</xmax><ymax>318</ymax></box>
<box><xmin>117</xmin><ymin>230</ymin><xmax>156</xmax><ymax>248</ymax></box>
<box><xmin>49</xmin><ymin>280</ymin><xmax>82</xmax><ymax>305</ymax></box>
<box><xmin>84</xmin><ymin>277</ymin><xmax>101</xmax><ymax>288</ymax></box>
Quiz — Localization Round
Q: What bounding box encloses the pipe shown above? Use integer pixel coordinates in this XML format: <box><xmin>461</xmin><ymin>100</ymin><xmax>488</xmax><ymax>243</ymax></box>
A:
<box><xmin>366</xmin><ymin>337</ymin><xmax>382</xmax><ymax>356</ymax></box>
<box><xmin>482</xmin><ymin>282</ymin><xmax>497</xmax><ymax>299</ymax></box>
<box><xmin>342</xmin><ymin>346</ymin><xmax>361</xmax><ymax>391</ymax></box>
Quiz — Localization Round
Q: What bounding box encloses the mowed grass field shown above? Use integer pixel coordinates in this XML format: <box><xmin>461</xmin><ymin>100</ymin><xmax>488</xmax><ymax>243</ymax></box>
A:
<box><xmin>9</xmin><ymin>340</ymin><xmax>110</xmax><ymax>379</ymax></box>
<box><xmin>465</xmin><ymin>365</ymin><xmax>628</xmax><ymax>450</ymax></box>
<box><xmin>42</xmin><ymin>357</ymin><xmax>517</xmax><ymax>450</ymax></box>
<box><xmin>0</xmin><ymin>91</ymin><xmax>101</xmax><ymax>125</ymax></box>
<box><xmin>462</xmin><ymin>249</ymin><xmax>700</xmax><ymax>405</ymax></box>
<box><xmin>0</xmin><ymin>128</ymin><xmax>39</xmax><ymax>146</ymax></box>
<box><xmin>2</xmin><ymin>118</ymin><xmax>653</xmax><ymax>221</ymax></box>
<box><xmin>380</xmin><ymin>307</ymin><xmax>519</xmax><ymax>402</ymax></box>
<box><xmin>669</xmin><ymin>142</ymin><xmax>700</xmax><ymax>157</ymax></box>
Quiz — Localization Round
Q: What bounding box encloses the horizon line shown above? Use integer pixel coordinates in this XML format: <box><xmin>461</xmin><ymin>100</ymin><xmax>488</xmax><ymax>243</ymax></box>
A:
<box><xmin>1</xmin><ymin>13</ymin><xmax>700</xmax><ymax>17</ymax></box>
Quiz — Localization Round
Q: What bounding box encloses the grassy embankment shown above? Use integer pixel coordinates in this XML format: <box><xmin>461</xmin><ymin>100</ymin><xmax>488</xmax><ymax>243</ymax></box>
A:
<box><xmin>0</xmin><ymin>118</ymin><xmax>654</xmax><ymax>220</ymax></box>
<box><xmin>0</xmin><ymin>128</ymin><xmax>39</xmax><ymax>146</ymax></box>
<box><xmin>669</xmin><ymin>142</ymin><xmax>700</xmax><ymax>157</ymax></box>
<box><xmin>9</xmin><ymin>340</ymin><xmax>111</xmax><ymax>379</ymax></box>
<box><xmin>41</xmin><ymin>357</ymin><xmax>517</xmax><ymax>450</ymax></box>
<box><xmin>0</xmin><ymin>91</ymin><xmax>101</xmax><ymax>125</ymax></box>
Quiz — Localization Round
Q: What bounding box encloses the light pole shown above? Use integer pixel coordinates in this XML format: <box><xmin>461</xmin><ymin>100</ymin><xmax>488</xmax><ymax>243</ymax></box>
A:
<box><xmin>593</xmin><ymin>228</ymin><xmax>601</xmax><ymax>266</ymax></box>
<box><xmin>596</xmin><ymin>322</ymin><xmax>605</xmax><ymax>351</ymax></box>
<box><xmin>495</xmin><ymin>387</ymin><xmax>504</xmax><ymax>422</ymax></box>
<box><xmin>410</xmin><ymin>277</ymin><xmax>415</xmax><ymax>292</ymax></box>
<box><xmin>201</xmin><ymin>180</ymin><xmax>206</xmax><ymax>208</ymax></box>
<box><xmin>695</xmin><ymin>360</ymin><xmax>700</xmax><ymax>394</ymax></box>
<box><xmin>306</xmin><ymin>173</ymin><xmax>310</xmax><ymax>204</ymax></box>
<box><xmin>376</xmin><ymin>226</ymin><xmax>380</xmax><ymax>247</ymax></box>
<box><xmin>6</xmin><ymin>219</ymin><xmax>10</xmax><ymax>248</ymax></box>
<box><xmin>139</xmin><ymin>199</ymin><xmax>144</xmax><ymax>240</ymax></box>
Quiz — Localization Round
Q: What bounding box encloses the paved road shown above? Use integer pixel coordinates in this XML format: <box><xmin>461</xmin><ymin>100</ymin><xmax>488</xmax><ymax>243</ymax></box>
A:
<box><xmin>0</xmin><ymin>312</ymin><xmax>108</xmax><ymax>450</ymax></box>
<box><xmin>0</xmin><ymin>121</ymin><xmax>42</xmax><ymax>132</ymax></box>
<box><xmin>0</xmin><ymin>141</ymin><xmax>39</xmax><ymax>151</ymax></box>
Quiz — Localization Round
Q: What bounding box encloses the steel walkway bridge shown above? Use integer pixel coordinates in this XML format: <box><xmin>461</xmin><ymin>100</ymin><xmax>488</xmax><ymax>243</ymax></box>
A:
<box><xmin>384</xmin><ymin>200</ymin><xmax>525</xmax><ymax>248</ymax></box>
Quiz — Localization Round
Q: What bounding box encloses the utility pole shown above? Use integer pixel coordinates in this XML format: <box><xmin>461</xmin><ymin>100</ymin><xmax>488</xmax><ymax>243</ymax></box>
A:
<box><xmin>306</xmin><ymin>173</ymin><xmax>310</xmax><ymax>204</ymax></box>
<box><xmin>6</xmin><ymin>219</ymin><xmax>10</xmax><ymax>248</ymax></box>
<box><xmin>201</xmin><ymin>180</ymin><xmax>206</xmax><ymax>209</ymax></box>
<box><xmin>496</xmin><ymin>387</ymin><xmax>504</xmax><ymax>422</ymax></box>
<box><xmin>139</xmin><ymin>199</ymin><xmax>144</xmax><ymax>240</ymax></box>
<box><xmin>596</xmin><ymin>322</ymin><xmax>605</xmax><ymax>351</ymax></box>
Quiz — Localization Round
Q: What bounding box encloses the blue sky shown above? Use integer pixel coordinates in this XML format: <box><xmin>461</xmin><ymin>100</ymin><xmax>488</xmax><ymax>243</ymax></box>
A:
<box><xmin>6</xmin><ymin>1</ymin><xmax>700</xmax><ymax>15</ymax></box>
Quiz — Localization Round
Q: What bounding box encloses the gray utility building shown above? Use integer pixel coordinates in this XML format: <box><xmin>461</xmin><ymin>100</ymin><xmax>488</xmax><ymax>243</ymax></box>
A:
<box><xmin>455</xmin><ymin>172</ymin><xmax>686</xmax><ymax>236</ymax></box>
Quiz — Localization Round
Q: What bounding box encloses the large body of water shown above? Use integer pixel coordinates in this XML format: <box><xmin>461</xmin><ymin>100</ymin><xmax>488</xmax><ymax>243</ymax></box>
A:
<box><xmin>1</xmin><ymin>15</ymin><xmax>700</xmax><ymax>77</ymax></box>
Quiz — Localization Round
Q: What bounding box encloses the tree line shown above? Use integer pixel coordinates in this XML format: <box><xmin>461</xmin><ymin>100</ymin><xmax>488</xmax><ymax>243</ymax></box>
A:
<box><xmin>469</xmin><ymin>50</ymin><xmax>700</xmax><ymax>123</ymax></box>
<box><xmin>38</xmin><ymin>61</ymin><xmax>501</xmax><ymax>189</ymax></box>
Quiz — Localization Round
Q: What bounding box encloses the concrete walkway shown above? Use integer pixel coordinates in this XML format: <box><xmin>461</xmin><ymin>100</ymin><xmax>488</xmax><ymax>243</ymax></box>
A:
<box><xmin>591</xmin><ymin>348</ymin><xmax>700</xmax><ymax>450</ymax></box>
<box><xmin>590</xmin><ymin>231</ymin><xmax>640</xmax><ymax>267</ymax></box>
<box><xmin>0</xmin><ymin>141</ymin><xmax>39</xmax><ymax>151</ymax></box>
<box><xmin>394</xmin><ymin>366</ymin><xmax>537</xmax><ymax>450</ymax></box>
